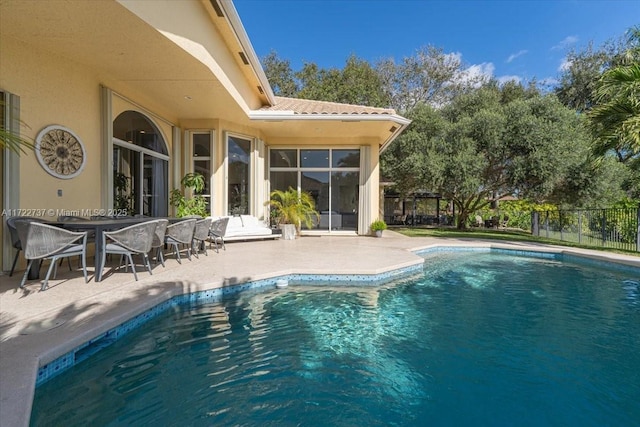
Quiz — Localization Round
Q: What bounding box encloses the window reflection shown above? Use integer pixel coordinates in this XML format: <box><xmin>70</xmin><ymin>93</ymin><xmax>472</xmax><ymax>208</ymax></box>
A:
<box><xmin>113</xmin><ymin>111</ymin><xmax>168</xmax><ymax>216</ymax></box>
<box><xmin>270</xmin><ymin>148</ymin><xmax>361</xmax><ymax>231</ymax></box>
<box><xmin>228</xmin><ymin>136</ymin><xmax>251</xmax><ymax>215</ymax></box>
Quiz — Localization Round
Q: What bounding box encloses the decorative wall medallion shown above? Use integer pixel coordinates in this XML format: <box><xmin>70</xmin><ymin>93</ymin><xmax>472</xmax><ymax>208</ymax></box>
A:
<box><xmin>35</xmin><ymin>125</ymin><xmax>86</xmax><ymax>179</ymax></box>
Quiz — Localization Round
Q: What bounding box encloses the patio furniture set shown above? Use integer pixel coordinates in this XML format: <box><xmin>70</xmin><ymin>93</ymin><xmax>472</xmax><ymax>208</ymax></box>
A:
<box><xmin>5</xmin><ymin>215</ymin><xmax>249</xmax><ymax>291</ymax></box>
<box><xmin>474</xmin><ymin>214</ymin><xmax>509</xmax><ymax>229</ymax></box>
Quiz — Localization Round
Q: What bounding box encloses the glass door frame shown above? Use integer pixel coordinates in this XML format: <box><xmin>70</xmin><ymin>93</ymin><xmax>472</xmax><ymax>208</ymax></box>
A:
<box><xmin>189</xmin><ymin>130</ymin><xmax>215</xmax><ymax>215</ymax></box>
<box><xmin>224</xmin><ymin>132</ymin><xmax>254</xmax><ymax>216</ymax></box>
<box><xmin>269</xmin><ymin>147</ymin><xmax>361</xmax><ymax>233</ymax></box>
<box><xmin>113</xmin><ymin>138</ymin><xmax>169</xmax><ymax>216</ymax></box>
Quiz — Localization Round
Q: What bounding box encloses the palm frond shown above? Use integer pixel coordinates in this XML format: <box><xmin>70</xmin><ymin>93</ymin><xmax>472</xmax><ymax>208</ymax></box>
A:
<box><xmin>0</xmin><ymin>129</ymin><xmax>34</xmax><ymax>154</ymax></box>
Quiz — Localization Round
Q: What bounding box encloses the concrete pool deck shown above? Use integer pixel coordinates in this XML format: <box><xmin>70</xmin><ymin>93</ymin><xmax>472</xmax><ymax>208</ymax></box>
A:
<box><xmin>2</xmin><ymin>231</ymin><xmax>640</xmax><ymax>426</ymax></box>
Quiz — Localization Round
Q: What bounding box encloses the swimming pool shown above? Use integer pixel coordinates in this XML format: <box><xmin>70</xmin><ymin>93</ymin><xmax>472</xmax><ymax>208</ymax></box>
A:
<box><xmin>31</xmin><ymin>251</ymin><xmax>640</xmax><ymax>426</ymax></box>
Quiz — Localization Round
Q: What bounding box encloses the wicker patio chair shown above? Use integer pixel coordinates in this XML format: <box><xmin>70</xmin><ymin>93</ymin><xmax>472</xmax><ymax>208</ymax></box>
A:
<box><xmin>56</xmin><ymin>215</ymin><xmax>96</xmax><ymax>266</ymax></box>
<box><xmin>164</xmin><ymin>218</ymin><xmax>197</xmax><ymax>264</ymax></box>
<box><xmin>151</xmin><ymin>219</ymin><xmax>169</xmax><ymax>267</ymax></box>
<box><xmin>15</xmin><ymin>221</ymin><xmax>88</xmax><ymax>291</ymax></box>
<box><xmin>101</xmin><ymin>220</ymin><xmax>157</xmax><ymax>281</ymax></box>
<box><xmin>6</xmin><ymin>216</ymin><xmax>48</xmax><ymax>277</ymax></box>
<box><xmin>192</xmin><ymin>218</ymin><xmax>212</xmax><ymax>258</ymax></box>
<box><xmin>208</xmin><ymin>217</ymin><xmax>229</xmax><ymax>253</ymax></box>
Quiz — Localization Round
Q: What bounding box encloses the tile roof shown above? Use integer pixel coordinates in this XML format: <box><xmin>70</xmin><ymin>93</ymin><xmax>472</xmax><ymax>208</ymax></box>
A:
<box><xmin>260</xmin><ymin>96</ymin><xmax>397</xmax><ymax>116</ymax></box>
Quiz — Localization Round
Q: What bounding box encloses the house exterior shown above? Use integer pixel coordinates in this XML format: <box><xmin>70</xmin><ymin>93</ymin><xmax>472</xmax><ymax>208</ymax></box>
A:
<box><xmin>0</xmin><ymin>0</ymin><xmax>409</xmax><ymax>271</ymax></box>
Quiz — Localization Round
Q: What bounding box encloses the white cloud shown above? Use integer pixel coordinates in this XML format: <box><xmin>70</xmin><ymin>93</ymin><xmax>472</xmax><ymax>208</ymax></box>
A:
<box><xmin>458</xmin><ymin>62</ymin><xmax>495</xmax><ymax>87</ymax></box>
<box><xmin>497</xmin><ymin>75</ymin><xmax>522</xmax><ymax>84</ymax></box>
<box><xmin>506</xmin><ymin>50</ymin><xmax>528</xmax><ymax>63</ymax></box>
<box><xmin>552</xmin><ymin>35</ymin><xmax>579</xmax><ymax>50</ymax></box>
<box><xmin>558</xmin><ymin>58</ymin><xmax>572</xmax><ymax>72</ymax></box>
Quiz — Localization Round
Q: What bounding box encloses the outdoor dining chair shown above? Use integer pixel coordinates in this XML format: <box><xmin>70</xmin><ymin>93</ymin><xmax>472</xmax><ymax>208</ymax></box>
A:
<box><xmin>151</xmin><ymin>219</ymin><xmax>169</xmax><ymax>267</ymax></box>
<box><xmin>15</xmin><ymin>220</ymin><xmax>89</xmax><ymax>291</ymax></box>
<box><xmin>101</xmin><ymin>220</ymin><xmax>157</xmax><ymax>281</ymax></box>
<box><xmin>56</xmin><ymin>215</ymin><xmax>95</xmax><ymax>267</ymax></box>
<box><xmin>208</xmin><ymin>217</ymin><xmax>229</xmax><ymax>253</ymax></box>
<box><xmin>192</xmin><ymin>217</ymin><xmax>212</xmax><ymax>258</ymax></box>
<box><xmin>164</xmin><ymin>218</ymin><xmax>197</xmax><ymax>264</ymax></box>
<box><xmin>6</xmin><ymin>216</ymin><xmax>48</xmax><ymax>277</ymax></box>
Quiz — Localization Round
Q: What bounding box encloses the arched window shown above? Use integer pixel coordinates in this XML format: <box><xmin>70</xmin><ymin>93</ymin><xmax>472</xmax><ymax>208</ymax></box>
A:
<box><xmin>112</xmin><ymin>111</ymin><xmax>169</xmax><ymax>216</ymax></box>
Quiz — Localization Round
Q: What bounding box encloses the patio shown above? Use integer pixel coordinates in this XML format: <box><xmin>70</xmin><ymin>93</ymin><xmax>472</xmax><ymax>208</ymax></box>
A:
<box><xmin>2</xmin><ymin>232</ymin><xmax>640</xmax><ymax>426</ymax></box>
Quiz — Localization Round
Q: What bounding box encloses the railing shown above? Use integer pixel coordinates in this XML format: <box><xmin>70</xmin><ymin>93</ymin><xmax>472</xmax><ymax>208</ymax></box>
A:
<box><xmin>532</xmin><ymin>207</ymin><xmax>640</xmax><ymax>252</ymax></box>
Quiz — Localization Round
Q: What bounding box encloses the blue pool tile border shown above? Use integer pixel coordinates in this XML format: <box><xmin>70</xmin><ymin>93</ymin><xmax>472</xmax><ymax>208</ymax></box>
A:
<box><xmin>561</xmin><ymin>253</ymin><xmax>640</xmax><ymax>275</ymax></box>
<box><xmin>416</xmin><ymin>246</ymin><xmax>640</xmax><ymax>275</ymax></box>
<box><xmin>35</xmin><ymin>264</ymin><xmax>423</xmax><ymax>386</ymax></box>
<box><xmin>415</xmin><ymin>245</ymin><xmax>561</xmax><ymax>260</ymax></box>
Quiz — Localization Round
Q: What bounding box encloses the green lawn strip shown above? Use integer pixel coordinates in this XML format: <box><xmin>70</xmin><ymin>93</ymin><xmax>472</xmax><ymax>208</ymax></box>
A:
<box><xmin>394</xmin><ymin>227</ymin><xmax>640</xmax><ymax>257</ymax></box>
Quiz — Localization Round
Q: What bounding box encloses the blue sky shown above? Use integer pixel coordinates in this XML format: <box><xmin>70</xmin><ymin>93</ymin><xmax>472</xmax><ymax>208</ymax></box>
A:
<box><xmin>234</xmin><ymin>0</ymin><xmax>639</xmax><ymax>88</ymax></box>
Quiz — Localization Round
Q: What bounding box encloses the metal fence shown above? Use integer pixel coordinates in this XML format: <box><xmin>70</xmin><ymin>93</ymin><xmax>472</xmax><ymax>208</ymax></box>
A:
<box><xmin>532</xmin><ymin>207</ymin><xmax>640</xmax><ymax>252</ymax></box>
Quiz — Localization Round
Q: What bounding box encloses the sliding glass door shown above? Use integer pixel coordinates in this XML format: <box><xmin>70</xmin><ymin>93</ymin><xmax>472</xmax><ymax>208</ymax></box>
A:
<box><xmin>227</xmin><ymin>135</ymin><xmax>252</xmax><ymax>215</ymax></box>
<box><xmin>269</xmin><ymin>148</ymin><xmax>360</xmax><ymax>231</ymax></box>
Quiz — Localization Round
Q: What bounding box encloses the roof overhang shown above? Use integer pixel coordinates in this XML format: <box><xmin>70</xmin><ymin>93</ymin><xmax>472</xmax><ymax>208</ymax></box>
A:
<box><xmin>248</xmin><ymin>110</ymin><xmax>411</xmax><ymax>151</ymax></box>
<box><xmin>1</xmin><ymin>0</ymin><xmax>410</xmax><ymax>150</ymax></box>
<box><xmin>215</xmin><ymin>0</ymin><xmax>276</xmax><ymax>105</ymax></box>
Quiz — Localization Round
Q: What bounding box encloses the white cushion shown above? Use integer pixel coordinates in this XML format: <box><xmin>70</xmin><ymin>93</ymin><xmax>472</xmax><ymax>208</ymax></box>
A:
<box><xmin>240</xmin><ymin>215</ymin><xmax>262</xmax><ymax>228</ymax></box>
<box><xmin>222</xmin><ymin>215</ymin><xmax>273</xmax><ymax>238</ymax></box>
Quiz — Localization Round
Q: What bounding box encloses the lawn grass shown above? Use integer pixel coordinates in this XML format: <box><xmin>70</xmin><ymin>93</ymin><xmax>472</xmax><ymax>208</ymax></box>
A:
<box><xmin>393</xmin><ymin>226</ymin><xmax>640</xmax><ymax>257</ymax></box>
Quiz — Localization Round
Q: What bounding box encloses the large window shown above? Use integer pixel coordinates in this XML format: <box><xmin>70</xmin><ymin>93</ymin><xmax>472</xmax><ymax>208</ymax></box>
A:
<box><xmin>112</xmin><ymin>111</ymin><xmax>169</xmax><ymax>217</ymax></box>
<box><xmin>192</xmin><ymin>132</ymin><xmax>212</xmax><ymax>213</ymax></box>
<box><xmin>269</xmin><ymin>148</ymin><xmax>360</xmax><ymax>231</ymax></box>
<box><xmin>227</xmin><ymin>135</ymin><xmax>252</xmax><ymax>215</ymax></box>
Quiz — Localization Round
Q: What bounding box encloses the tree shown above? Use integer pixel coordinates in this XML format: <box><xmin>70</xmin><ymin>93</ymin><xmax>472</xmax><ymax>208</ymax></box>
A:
<box><xmin>261</xmin><ymin>50</ymin><xmax>298</xmax><ymax>97</ymax></box>
<box><xmin>588</xmin><ymin>27</ymin><xmax>640</xmax><ymax>164</ymax></box>
<box><xmin>555</xmin><ymin>43</ymin><xmax>610</xmax><ymax>112</ymax></box>
<box><xmin>588</xmin><ymin>64</ymin><xmax>640</xmax><ymax>162</ymax></box>
<box><xmin>261</xmin><ymin>52</ymin><xmax>389</xmax><ymax>107</ymax></box>
<box><xmin>295</xmin><ymin>55</ymin><xmax>389</xmax><ymax>107</ymax></box>
<box><xmin>380</xmin><ymin>103</ymin><xmax>445</xmax><ymax>198</ymax></box>
<box><xmin>383</xmin><ymin>83</ymin><xmax>597</xmax><ymax>229</ymax></box>
<box><xmin>376</xmin><ymin>45</ymin><xmax>484</xmax><ymax>113</ymax></box>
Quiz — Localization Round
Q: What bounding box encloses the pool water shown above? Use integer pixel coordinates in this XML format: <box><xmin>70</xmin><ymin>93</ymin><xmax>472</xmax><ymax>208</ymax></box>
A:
<box><xmin>31</xmin><ymin>252</ymin><xmax>640</xmax><ymax>426</ymax></box>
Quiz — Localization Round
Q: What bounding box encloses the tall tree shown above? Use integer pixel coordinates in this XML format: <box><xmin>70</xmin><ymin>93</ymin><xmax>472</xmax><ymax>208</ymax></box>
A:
<box><xmin>555</xmin><ymin>28</ymin><xmax>639</xmax><ymax>113</ymax></box>
<box><xmin>380</xmin><ymin>103</ymin><xmax>445</xmax><ymax>198</ymax></box>
<box><xmin>261</xmin><ymin>50</ymin><xmax>298</xmax><ymax>97</ymax></box>
<box><xmin>261</xmin><ymin>52</ymin><xmax>388</xmax><ymax>107</ymax></box>
<box><xmin>588</xmin><ymin>27</ymin><xmax>640</xmax><ymax>164</ymax></box>
<box><xmin>588</xmin><ymin>63</ymin><xmax>640</xmax><ymax>162</ymax></box>
<box><xmin>376</xmin><ymin>45</ymin><xmax>484</xmax><ymax>113</ymax></box>
<box><xmin>555</xmin><ymin>43</ymin><xmax>610</xmax><ymax>112</ymax></box>
<box><xmin>383</xmin><ymin>83</ymin><xmax>596</xmax><ymax>229</ymax></box>
<box><xmin>295</xmin><ymin>55</ymin><xmax>388</xmax><ymax>107</ymax></box>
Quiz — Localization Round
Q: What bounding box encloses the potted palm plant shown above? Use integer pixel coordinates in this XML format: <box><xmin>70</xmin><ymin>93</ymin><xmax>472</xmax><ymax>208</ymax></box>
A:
<box><xmin>267</xmin><ymin>187</ymin><xmax>319</xmax><ymax>240</ymax></box>
<box><xmin>170</xmin><ymin>173</ymin><xmax>208</xmax><ymax>217</ymax></box>
<box><xmin>370</xmin><ymin>219</ymin><xmax>387</xmax><ymax>237</ymax></box>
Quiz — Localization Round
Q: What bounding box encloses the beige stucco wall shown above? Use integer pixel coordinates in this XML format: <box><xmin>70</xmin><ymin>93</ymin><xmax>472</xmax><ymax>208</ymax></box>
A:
<box><xmin>0</xmin><ymin>37</ymin><xmax>102</xmax><ymax>219</ymax></box>
<box><xmin>179</xmin><ymin>117</ymin><xmax>382</xmax><ymax>231</ymax></box>
<box><xmin>118</xmin><ymin>0</ymin><xmax>264</xmax><ymax>113</ymax></box>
